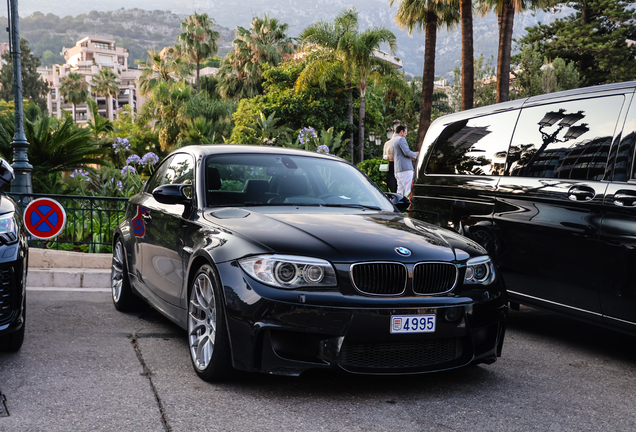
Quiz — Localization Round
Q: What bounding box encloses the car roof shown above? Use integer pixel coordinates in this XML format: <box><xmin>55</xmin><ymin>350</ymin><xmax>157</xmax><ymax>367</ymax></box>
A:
<box><xmin>430</xmin><ymin>80</ymin><xmax>636</xmax><ymax>127</ymax></box>
<box><xmin>170</xmin><ymin>144</ymin><xmax>347</xmax><ymax>163</ymax></box>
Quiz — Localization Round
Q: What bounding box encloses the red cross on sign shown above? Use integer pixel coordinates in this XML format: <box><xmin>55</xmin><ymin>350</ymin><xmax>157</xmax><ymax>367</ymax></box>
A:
<box><xmin>23</xmin><ymin>198</ymin><xmax>67</xmax><ymax>240</ymax></box>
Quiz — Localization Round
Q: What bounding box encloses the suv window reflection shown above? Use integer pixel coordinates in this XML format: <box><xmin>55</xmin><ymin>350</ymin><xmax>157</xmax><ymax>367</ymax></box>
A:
<box><xmin>427</xmin><ymin>110</ymin><xmax>518</xmax><ymax>176</ymax></box>
<box><xmin>508</xmin><ymin>95</ymin><xmax>624</xmax><ymax>180</ymax></box>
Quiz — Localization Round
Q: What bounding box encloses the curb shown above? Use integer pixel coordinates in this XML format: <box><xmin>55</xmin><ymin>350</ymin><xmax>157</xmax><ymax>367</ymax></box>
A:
<box><xmin>29</xmin><ymin>248</ymin><xmax>111</xmax><ymax>269</ymax></box>
<box><xmin>27</xmin><ymin>248</ymin><xmax>111</xmax><ymax>290</ymax></box>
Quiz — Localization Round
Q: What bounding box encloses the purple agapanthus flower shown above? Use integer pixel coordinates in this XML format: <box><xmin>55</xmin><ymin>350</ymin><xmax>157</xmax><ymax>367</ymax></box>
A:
<box><xmin>121</xmin><ymin>165</ymin><xmax>136</xmax><ymax>176</ymax></box>
<box><xmin>116</xmin><ymin>180</ymin><xmax>123</xmax><ymax>190</ymax></box>
<box><xmin>140</xmin><ymin>152</ymin><xmax>159</xmax><ymax>166</ymax></box>
<box><xmin>113</xmin><ymin>137</ymin><xmax>131</xmax><ymax>154</ymax></box>
<box><xmin>317</xmin><ymin>145</ymin><xmax>330</xmax><ymax>154</ymax></box>
<box><xmin>127</xmin><ymin>154</ymin><xmax>142</xmax><ymax>165</ymax></box>
<box><xmin>70</xmin><ymin>169</ymin><xmax>90</xmax><ymax>181</ymax></box>
<box><xmin>298</xmin><ymin>127</ymin><xmax>317</xmax><ymax>145</ymax></box>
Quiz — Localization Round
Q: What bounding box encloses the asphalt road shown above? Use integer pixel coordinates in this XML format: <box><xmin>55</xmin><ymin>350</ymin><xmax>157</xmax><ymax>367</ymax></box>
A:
<box><xmin>1</xmin><ymin>289</ymin><xmax>635</xmax><ymax>432</ymax></box>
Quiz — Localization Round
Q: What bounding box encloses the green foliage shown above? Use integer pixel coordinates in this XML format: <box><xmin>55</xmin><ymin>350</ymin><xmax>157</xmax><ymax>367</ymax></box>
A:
<box><xmin>59</xmin><ymin>72</ymin><xmax>89</xmax><ymax>120</ymax></box>
<box><xmin>135</xmin><ymin>49</ymin><xmax>192</xmax><ymax>97</ymax></box>
<box><xmin>514</xmin><ymin>43</ymin><xmax>580</xmax><ymax>97</ymax></box>
<box><xmin>516</xmin><ymin>0</ymin><xmax>636</xmax><ymax>86</ymax></box>
<box><xmin>0</xmin><ymin>107</ymin><xmax>108</xmax><ymax>192</ymax></box>
<box><xmin>356</xmin><ymin>158</ymin><xmax>388</xmax><ymax>192</ymax></box>
<box><xmin>178</xmin><ymin>12</ymin><xmax>220</xmax><ymax>92</ymax></box>
<box><xmin>217</xmin><ymin>14</ymin><xmax>295</xmax><ymax>100</ymax></box>
<box><xmin>0</xmin><ymin>38</ymin><xmax>49</xmax><ymax>112</ymax></box>
<box><xmin>229</xmin><ymin>61</ymin><xmax>355</xmax><ymax>150</ymax></box>
<box><xmin>316</xmin><ymin>127</ymin><xmax>349</xmax><ymax>157</ymax></box>
<box><xmin>246</xmin><ymin>111</ymin><xmax>293</xmax><ymax>146</ymax></box>
<box><xmin>110</xmin><ymin>105</ymin><xmax>164</xmax><ymax>164</ymax></box>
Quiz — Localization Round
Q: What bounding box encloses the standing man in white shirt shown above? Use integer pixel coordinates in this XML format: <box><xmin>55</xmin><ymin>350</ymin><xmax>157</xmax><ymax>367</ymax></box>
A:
<box><xmin>389</xmin><ymin>125</ymin><xmax>419</xmax><ymax>197</ymax></box>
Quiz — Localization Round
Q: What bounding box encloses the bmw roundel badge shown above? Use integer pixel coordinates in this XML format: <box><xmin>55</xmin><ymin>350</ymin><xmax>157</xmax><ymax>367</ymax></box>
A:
<box><xmin>395</xmin><ymin>247</ymin><xmax>412</xmax><ymax>257</ymax></box>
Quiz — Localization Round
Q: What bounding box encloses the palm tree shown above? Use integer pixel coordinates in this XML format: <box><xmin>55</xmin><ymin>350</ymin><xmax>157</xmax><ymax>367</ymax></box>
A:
<box><xmin>0</xmin><ymin>110</ymin><xmax>107</xmax><ymax>192</ymax></box>
<box><xmin>297</xmin><ymin>8</ymin><xmax>397</xmax><ymax>162</ymax></box>
<box><xmin>140</xmin><ymin>80</ymin><xmax>192</xmax><ymax>151</ymax></box>
<box><xmin>476</xmin><ymin>0</ymin><xmax>532</xmax><ymax>102</ymax></box>
<box><xmin>217</xmin><ymin>14</ymin><xmax>295</xmax><ymax>100</ymax></box>
<box><xmin>135</xmin><ymin>49</ymin><xmax>191</xmax><ymax>96</ymax></box>
<box><xmin>297</xmin><ymin>8</ymin><xmax>359</xmax><ymax>161</ymax></box>
<box><xmin>59</xmin><ymin>72</ymin><xmax>89</xmax><ymax>122</ymax></box>
<box><xmin>341</xmin><ymin>28</ymin><xmax>397</xmax><ymax>162</ymax></box>
<box><xmin>85</xmin><ymin>98</ymin><xmax>114</xmax><ymax>138</ymax></box>
<box><xmin>392</xmin><ymin>0</ymin><xmax>459</xmax><ymax>149</ymax></box>
<box><xmin>460</xmin><ymin>0</ymin><xmax>474</xmax><ymax>110</ymax></box>
<box><xmin>91</xmin><ymin>67</ymin><xmax>120</xmax><ymax>120</ymax></box>
<box><xmin>178</xmin><ymin>12</ymin><xmax>220</xmax><ymax>93</ymax></box>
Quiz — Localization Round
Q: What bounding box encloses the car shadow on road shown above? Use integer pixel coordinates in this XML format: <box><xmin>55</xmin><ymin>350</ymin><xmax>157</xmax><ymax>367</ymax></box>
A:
<box><xmin>506</xmin><ymin>305</ymin><xmax>636</xmax><ymax>361</ymax></box>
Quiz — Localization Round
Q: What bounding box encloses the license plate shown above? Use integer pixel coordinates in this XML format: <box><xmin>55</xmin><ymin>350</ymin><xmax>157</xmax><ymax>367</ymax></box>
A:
<box><xmin>390</xmin><ymin>314</ymin><xmax>436</xmax><ymax>334</ymax></box>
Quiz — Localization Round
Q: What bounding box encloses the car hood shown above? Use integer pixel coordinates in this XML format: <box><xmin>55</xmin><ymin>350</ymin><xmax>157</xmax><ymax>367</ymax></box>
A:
<box><xmin>203</xmin><ymin>208</ymin><xmax>482</xmax><ymax>262</ymax></box>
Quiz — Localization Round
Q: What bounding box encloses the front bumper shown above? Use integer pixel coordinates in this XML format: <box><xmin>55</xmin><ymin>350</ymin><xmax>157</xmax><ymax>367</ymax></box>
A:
<box><xmin>0</xmin><ymin>259</ymin><xmax>26</xmax><ymax>336</ymax></box>
<box><xmin>218</xmin><ymin>262</ymin><xmax>507</xmax><ymax>376</ymax></box>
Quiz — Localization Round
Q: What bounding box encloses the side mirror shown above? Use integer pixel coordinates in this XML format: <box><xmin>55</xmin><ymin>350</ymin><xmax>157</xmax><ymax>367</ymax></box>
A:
<box><xmin>152</xmin><ymin>184</ymin><xmax>192</xmax><ymax>205</ymax></box>
<box><xmin>386</xmin><ymin>192</ymin><xmax>410</xmax><ymax>212</ymax></box>
<box><xmin>0</xmin><ymin>159</ymin><xmax>14</xmax><ymax>191</ymax></box>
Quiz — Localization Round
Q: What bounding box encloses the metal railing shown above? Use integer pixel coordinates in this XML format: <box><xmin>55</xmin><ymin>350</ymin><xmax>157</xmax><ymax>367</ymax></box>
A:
<box><xmin>9</xmin><ymin>193</ymin><xmax>128</xmax><ymax>253</ymax></box>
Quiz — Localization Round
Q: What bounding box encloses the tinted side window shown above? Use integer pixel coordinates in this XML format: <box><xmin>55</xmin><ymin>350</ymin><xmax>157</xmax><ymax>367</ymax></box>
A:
<box><xmin>426</xmin><ymin>110</ymin><xmax>518</xmax><ymax>176</ymax></box>
<box><xmin>508</xmin><ymin>95</ymin><xmax>624</xmax><ymax>180</ymax></box>
<box><xmin>145</xmin><ymin>155</ymin><xmax>174</xmax><ymax>193</ymax></box>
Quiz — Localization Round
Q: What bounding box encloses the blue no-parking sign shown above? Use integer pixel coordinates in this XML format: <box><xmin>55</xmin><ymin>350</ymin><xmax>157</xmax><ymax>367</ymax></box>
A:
<box><xmin>23</xmin><ymin>198</ymin><xmax>67</xmax><ymax>240</ymax></box>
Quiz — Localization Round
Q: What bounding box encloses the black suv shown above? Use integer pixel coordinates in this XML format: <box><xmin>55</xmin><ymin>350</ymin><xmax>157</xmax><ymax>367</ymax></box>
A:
<box><xmin>413</xmin><ymin>81</ymin><xmax>636</xmax><ymax>335</ymax></box>
<box><xmin>0</xmin><ymin>159</ymin><xmax>28</xmax><ymax>352</ymax></box>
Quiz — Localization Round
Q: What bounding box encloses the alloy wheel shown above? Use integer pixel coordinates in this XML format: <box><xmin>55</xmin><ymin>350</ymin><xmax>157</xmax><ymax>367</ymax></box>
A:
<box><xmin>188</xmin><ymin>273</ymin><xmax>217</xmax><ymax>371</ymax></box>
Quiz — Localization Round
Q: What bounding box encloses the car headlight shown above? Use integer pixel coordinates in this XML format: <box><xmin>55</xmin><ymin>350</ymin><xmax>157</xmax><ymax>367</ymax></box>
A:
<box><xmin>239</xmin><ymin>254</ymin><xmax>337</xmax><ymax>289</ymax></box>
<box><xmin>464</xmin><ymin>256</ymin><xmax>496</xmax><ymax>285</ymax></box>
<box><xmin>0</xmin><ymin>212</ymin><xmax>18</xmax><ymax>242</ymax></box>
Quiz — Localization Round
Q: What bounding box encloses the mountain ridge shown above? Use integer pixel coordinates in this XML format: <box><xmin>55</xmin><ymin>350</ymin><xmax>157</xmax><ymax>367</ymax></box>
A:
<box><xmin>11</xmin><ymin>1</ymin><xmax>565</xmax><ymax>77</ymax></box>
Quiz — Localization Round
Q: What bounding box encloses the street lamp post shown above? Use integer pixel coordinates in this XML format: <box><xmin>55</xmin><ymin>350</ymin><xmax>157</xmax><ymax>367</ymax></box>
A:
<box><xmin>7</xmin><ymin>0</ymin><xmax>33</xmax><ymax>198</ymax></box>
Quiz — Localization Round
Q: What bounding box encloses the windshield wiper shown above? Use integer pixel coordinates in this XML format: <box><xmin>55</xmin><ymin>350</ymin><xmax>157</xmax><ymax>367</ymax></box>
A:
<box><xmin>322</xmin><ymin>203</ymin><xmax>382</xmax><ymax>210</ymax></box>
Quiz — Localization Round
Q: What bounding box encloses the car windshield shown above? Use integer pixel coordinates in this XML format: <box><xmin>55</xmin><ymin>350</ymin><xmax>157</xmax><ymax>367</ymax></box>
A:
<box><xmin>204</xmin><ymin>153</ymin><xmax>394</xmax><ymax>211</ymax></box>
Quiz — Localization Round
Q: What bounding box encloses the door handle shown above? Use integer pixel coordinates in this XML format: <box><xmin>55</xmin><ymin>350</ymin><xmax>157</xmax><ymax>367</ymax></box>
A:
<box><xmin>567</xmin><ymin>186</ymin><xmax>595</xmax><ymax>202</ymax></box>
<box><xmin>613</xmin><ymin>192</ymin><xmax>636</xmax><ymax>207</ymax></box>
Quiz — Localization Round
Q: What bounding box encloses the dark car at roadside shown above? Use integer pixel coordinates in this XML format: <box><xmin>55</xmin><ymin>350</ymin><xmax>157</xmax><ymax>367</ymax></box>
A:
<box><xmin>412</xmin><ymin>80</ymin><xmax>636</xmax><ymax>336</ymax></box>
<box><xmin>111</xmin><ymin>145</ymin><xmax>507</xmax><ymax>381</ymax></box>
<box><xmin>0</xmin><ymin>159</ymin><xmax>29</xmax><ymax>352</ymax></box>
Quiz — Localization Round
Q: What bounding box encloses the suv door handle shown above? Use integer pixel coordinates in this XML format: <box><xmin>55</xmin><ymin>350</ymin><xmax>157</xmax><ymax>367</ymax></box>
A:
<box><xmin>613</xmin><ymin>191</ymin><xmax>636</xmax><ymax>207</ymax></box>
<box><xmin>567</xmin><ymin>186</ymin><xmax>595</xmax><ymax>202</ymax></box>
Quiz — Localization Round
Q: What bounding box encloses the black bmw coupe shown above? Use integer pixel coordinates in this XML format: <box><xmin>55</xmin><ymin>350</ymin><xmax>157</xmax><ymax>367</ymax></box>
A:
<box><xmin>111</xmin><ymin>145</ymin><xmax>507</xmax><ymax>381</ymax></box>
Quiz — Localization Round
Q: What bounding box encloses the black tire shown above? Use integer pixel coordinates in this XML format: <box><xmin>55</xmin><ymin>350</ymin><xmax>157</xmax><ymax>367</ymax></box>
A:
<box><xmin>0</xmin><ymin>306</ymin><xmax>25</xmax><ymax>352</ymax></box>
<box><xmin>111</xmin><ymin>238</ymin><xmax>142</xmax><ymax>312</ymax></box>
<box><xmin>187</xmin><ymin>264</ymin><xmax>234</xmax><ymax>382</ymax></box>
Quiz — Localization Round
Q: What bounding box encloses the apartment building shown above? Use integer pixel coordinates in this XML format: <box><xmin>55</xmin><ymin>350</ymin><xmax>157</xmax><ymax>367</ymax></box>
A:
<box><xmin>39</xmin><ymin>37</ymin><xmax>145</xmax><ymax>123</ymax></box>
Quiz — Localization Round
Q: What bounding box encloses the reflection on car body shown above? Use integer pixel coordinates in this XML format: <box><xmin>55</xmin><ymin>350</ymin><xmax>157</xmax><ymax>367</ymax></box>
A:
<box><xmin>112</xmin><ymin>145</ymin><xmax>507</xmax><ymax>381</ymax></box>
<box><xmin>413</xmin><ymin>80</ymin><xmax>636</xmax><ymax>335</ymax></box>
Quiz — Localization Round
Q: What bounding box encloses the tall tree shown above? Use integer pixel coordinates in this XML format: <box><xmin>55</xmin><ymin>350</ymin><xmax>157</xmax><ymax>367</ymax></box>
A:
<box><xmin>217</xmin><ymin>14</ymin><xmax>295</xmax><ymax>100</ymax></box>
<box><xmin>0</xmin><ymin>38</ymin><xmax>49</xmax><ymax>112</ymax></box>
<box><xmin>341</xmin><ymin>27</ymin><xmax>397</xmax><ymax>162</ymax></box>
<box><xmin>135</xmin><ymin>49</ymin><xmax>191</xmax><ymax>96</ymax></box>
<box><xmin>178</xmin><ymin>12</ymin><xmax>220</xmax><ymax>93</ymax></box>
<box><xmin>460</xmin><ymin>0</ymin><xmax>474</xmax><ymax>110</ymax></box>
<box><xmin>297</xmin><ymin>8</ymin><xmax>360</xmax><ymax>161</ymax></box>
<box><xmin>297</xmin><ymin>8</ymin><xmax>397</xmax><ymax>162</ymax></box>
<box><xmin>516</xmin><ymin>0</ymin><xmax>636</xmax><ymax>87</ymax></box>
<box><xmin>90</xmin><ymin>67</ymin><xmax>120</xmax><ymax>121</ymax></box>
<box><xmin>391</xmin><ymin>0</ymin><xmax>459</xmax><ymax>149</ymax></box>
<box><xmin>59</xmin><ymin>72</ymin><xmax>89</xmax><ymax>122</ymax></box>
